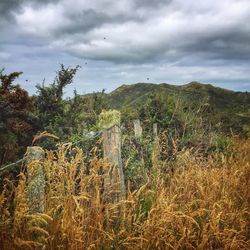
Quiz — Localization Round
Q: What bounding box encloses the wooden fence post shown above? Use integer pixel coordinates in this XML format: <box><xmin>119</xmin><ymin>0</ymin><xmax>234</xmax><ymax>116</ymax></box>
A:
<box><xmin>25</xmin><ymin>146</ymin><xmax>45</xmax><ymax>213</ymax></box>
<box><xmin>103</xmin><ymin>125</ymin><xmax>125</xmax><ymax>202</ymax></box>
<box><xmin>133</xmin><ymin>119</ymin><xmax>142</xmax><ymax>138</ymax></box>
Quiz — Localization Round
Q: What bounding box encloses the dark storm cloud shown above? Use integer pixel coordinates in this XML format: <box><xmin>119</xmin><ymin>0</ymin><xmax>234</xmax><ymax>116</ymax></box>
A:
<box><xmin>0</xmin><ymin>0</ymin><xmax>59</xmax><ymax>20</ymax></box>
<box><xmin>57</xmin><ymin>9</ymin><xmax>145</xmax><ymax>37</ymax></box>
<box><xmin>172</xmin><ymin>27</ymin><xmax>250</xmax><ymax>63</ymax></box>
<box><xmin>0</xmin><ymin>0</ymin><xmax>25</xmax><ymax>18</ymax></box>
<box><xmin>62</xmin><ymin>9</ymin><xmax>111</xmax><ymax>34</ymax></box>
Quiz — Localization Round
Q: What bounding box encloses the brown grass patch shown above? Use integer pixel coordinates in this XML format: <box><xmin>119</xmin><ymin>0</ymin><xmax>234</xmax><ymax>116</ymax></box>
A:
<box><xmin>0</xmin><ymin>140</ymin><xmax>249</xmax><ymax>249</ymax></box>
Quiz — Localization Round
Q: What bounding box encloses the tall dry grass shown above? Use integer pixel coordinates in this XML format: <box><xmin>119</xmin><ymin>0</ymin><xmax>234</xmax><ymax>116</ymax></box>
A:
<box><xmin>0</xmin><ymin>139</ymin><xmax>249</xmax><ymax>249</ymax></box>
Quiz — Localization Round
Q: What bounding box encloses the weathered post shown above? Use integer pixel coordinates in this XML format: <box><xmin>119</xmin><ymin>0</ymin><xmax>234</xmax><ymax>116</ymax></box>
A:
<box><xmin>133</xmin><ymin>119</ymin><xmax>142</xmax><ymax>138</ymax></box>
<box><xmin>98</xmin><ymin>110</ymin><xmax>125</xmax><ymax>202</ymax></box>
<box><xmin>103</xmin><ymin>125</ymin><xmax>125</xmax><ymax>202</ymax></box>
<box><xmin>133</xmin><ymin>119</ymin><xmax>145</xmax><ymax>165</ymax></box>
<box><xmin>25</xmin><ymin>146</ymin><xmax>45</xmax><ymax>213</ymax></box>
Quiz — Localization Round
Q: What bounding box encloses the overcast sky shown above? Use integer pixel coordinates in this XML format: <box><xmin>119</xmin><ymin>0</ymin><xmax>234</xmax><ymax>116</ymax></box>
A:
<box><xmin>0</xmin><ymin>0</ymin><xmax>250</xmax><ymax>96</ymax></box>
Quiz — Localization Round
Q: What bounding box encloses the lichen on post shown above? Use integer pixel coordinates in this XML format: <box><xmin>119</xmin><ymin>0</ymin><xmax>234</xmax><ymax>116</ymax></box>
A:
<box><xmin>98</xmin><ymin>109</ymin><xmax>121</xmax><ymax>129</ymax></box>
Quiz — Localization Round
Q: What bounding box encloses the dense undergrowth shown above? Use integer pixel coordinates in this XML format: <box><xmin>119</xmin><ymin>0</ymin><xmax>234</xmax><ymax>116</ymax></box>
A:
<box><xmin>0</xmin><ymin>137</ymin><xmax>249</xmax><ymax>249</ymax></box>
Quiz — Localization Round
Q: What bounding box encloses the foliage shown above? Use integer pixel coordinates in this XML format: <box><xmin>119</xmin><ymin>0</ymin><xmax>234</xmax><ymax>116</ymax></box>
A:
<box><xmin>108</xmin><ymin>82</ymin><xmax>250</xmax><ymax>137</ymax></box>
<box><xmin>92</xmin><ymin>89</ymin><xmax>108</xmax><ymax>118</ymax></box>
<box><xmin>137</xmin><ymin>92</ymin><xmax>187</xmax><ymax>135</ymax></box>
<box><xmin>0</xmin><ymin>70</ymin><xmax>34</xmax><ymax>165</ymax></box>
<box><xmin>34</xmin><ymin>65</ymin><xmax>81</xmax><ymax>148</ymax></box>
<box><xmin>122</xmin><ymin>135</ymin><xmax>153</xmax><ymax>189</ymax></box>
<box><xmin>35</xmin><ymin>64</ymin><xmax>80</xmax><ymax>130</ymax></box>
<box><xmin>67</xmin><ymin>89</ymin><xmax>108</xmax><ymax>131</ymax></box>
<box><xmin>34</xmin><ymin>66</ymin><xmax>110</xmax><ymax>150</ymax></box>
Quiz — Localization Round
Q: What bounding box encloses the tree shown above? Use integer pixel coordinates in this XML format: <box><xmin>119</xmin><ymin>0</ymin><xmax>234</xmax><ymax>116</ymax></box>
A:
<box><xmin>35</xmin><ymin>64</ymin><xmax>80</xmax><ymax>130</ymax></box>
<box><xmin>0</xmin><ymin>70</ymin><xmax>33</xmax><ymax>165</ymax></box>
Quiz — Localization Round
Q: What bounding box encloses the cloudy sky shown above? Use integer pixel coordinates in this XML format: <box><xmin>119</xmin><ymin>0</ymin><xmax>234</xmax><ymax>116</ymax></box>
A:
<box><xmin>0</xmin><ymin>0</ymin><xmax>250</xmax><ymax>95</ymax></box>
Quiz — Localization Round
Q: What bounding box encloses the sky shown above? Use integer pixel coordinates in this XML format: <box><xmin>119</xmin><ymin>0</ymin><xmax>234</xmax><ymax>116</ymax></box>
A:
<box><xmin>0</xmin><ymin>0</ymin><xmax>250</xmax><ymax>96</ymax></box>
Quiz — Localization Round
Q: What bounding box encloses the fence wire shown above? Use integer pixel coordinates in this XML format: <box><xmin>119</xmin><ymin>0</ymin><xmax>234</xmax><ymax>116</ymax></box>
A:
<box><xmin>0</xmin><ymin>130</ymin><xmax>103</xmax><ymax>176</ymax></box>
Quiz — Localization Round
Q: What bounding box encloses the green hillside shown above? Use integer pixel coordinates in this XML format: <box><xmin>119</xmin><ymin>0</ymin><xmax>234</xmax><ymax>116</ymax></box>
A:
<box><xmin>108</xmin><ymin>81</ymin><xmax>249</xmax><ymax>110</ymax></box>
<box><xmin>96</xmin><ymin>81</ymin><xmax>250</xmax><ymax>135</ymax></box>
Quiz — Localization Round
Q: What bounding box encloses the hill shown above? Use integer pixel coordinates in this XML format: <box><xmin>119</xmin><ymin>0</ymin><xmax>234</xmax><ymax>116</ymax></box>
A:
<box><xmin>84</xmin><ymin>81</ymin><xmax>250</xmax><ymax>135</ymax></box>
<box><xmin>108</xmin><ymin>81</ymin><xmax>249</xmax><ymax>109</ymax></box>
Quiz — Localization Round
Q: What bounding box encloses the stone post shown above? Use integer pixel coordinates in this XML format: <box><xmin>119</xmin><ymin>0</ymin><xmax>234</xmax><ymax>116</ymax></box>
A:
<box><xmin>133</xmin><ymin>119</ymin><xmax>142</xmax><ymax>138</ymax></box>
<box><xmin>25</xmin><ymin>146</ymin><xmax>45</xmax><ymax>213</ymax></box>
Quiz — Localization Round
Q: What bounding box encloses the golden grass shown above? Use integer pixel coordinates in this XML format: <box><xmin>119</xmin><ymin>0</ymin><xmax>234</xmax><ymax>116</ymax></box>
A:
<box><xmin>32</xmin><ymin>131</ymin><xmax>59</xmax><ymax>146</ymax></box>
<box><xmin>0</xmin><ymin>139</ymin><xmax>249</xmax><ymax>249</ymax></box>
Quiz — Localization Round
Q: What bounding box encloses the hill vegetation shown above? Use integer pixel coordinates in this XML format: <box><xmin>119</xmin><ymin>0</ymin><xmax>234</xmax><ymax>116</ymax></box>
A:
<box><xmin>107</xmin><ymin>82</ymin><xmax>250</xmax><ymax>135</ymax></box>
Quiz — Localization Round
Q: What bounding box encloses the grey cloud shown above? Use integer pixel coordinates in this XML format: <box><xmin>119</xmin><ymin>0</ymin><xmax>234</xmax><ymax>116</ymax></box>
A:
<box><xmin>52</xmin><ymin>5</ymin><xmax>156</xmax><ymax>37</ymax></box>
<box><xmin>67</xmin><ymin>9</ymin><xmax>110</xmax><ymax>31</ymax></box>
<box><xmin>134</xmin><ymin>0</ymin><xmax>172</xmax><ymax>9</ymax></box>
<box><xmin>43</xmin><ymin>1</ymin><xmax>250</xmax><ymax>65</ymax></box>
<box><xmin>180</xmin><ymin>29</ymin><xmax>250</xmax><ymax>62</ymax></box>
<box><xmin>57</xmin><ymin>9</ymin><xmax>139</xmax><ymax>36</ymax></box>
<box><xmin>0</xmin><ymin>0</ymin><xmax>24</xmax><ymax>18</ymax></box>
<box><xmin>0</xmin><ymin>0</ymin><xmax>59</xmax><ymax>20</ymax></box>
<box><xmin>0</xmin><ymin>0</ymin><xmax>249</xmax><ymax>94</ymax></box>
<box><xmin>63</xmin><ymin>27</ymin><xmax>250</xmax><ymax>65</ymax></box>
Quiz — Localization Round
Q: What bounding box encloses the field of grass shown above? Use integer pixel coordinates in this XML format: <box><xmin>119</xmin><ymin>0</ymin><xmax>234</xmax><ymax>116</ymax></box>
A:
<box><xmin>0</xmin><ymin>138</ymin><xmax>249</xmax><ymax>249</ymax></box>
